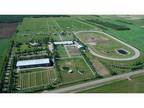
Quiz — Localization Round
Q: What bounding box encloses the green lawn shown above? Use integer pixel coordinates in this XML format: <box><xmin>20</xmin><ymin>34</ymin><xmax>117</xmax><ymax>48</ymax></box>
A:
<box><xmin>81</xmin><ymin>74</ymin><xmax>144</xmax><ymax>93</ymax></box>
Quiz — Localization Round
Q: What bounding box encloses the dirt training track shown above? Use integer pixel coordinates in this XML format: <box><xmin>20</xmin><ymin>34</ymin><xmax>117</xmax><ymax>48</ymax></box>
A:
<box><xmin>74</xmin><ymin>30</ymin><xmax>140</xmax><ymax>61</ymax></box>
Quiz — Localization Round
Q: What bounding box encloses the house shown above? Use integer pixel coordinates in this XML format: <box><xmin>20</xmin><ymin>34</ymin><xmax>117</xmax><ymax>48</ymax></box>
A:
<box><xmin>16</xmin><ymin>58</ymin><xmax>52</xmax><ymax>69</ymax></box>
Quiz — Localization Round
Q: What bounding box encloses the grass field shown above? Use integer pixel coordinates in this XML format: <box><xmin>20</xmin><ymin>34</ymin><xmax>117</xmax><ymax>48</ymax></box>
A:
<box><xmin>55</xmin><ymin>17</ymin><xmax>96</xmax><ymax>32</ymax></box>
<box><xmin>14</xmin><ymin>18</ymin><xmax>49</xmax><ymax>42</ymax></box>
<box><xmin>78</xmin><ymin>15</ymin><xmax>144</xmax><ymax>53</ymax></box>
<box><xmin>16</xmin><ymin>68</ymin><xmax>57</xmax><ymax>92</ymax></box>
<box><xmin>76</xmin><ymin>31</ymin><xmax>135</xmax><ymax>58</ymax></box>
<box><xmin>81</xmin><ymin>73</ymin><xmax>144</xmax><ymax>93</ymax></box>
<box><xmin>106</xmin><ymin>28</ymin><xmax>144</xmax><ymax>53</ymax></box>
<box><xmin>0</xmin><ymin>39</ymin><xmax>11</xmax><ymax>78</ymax></box>
<box><xmin>56</xmin><ymin>57</ymin><xmax>95</xmax><ymax>85</ymax></box>
<box><xmin>18</xmin><ymin>18</ymin><xmax>48</xmax><ymax>32</ymax></box>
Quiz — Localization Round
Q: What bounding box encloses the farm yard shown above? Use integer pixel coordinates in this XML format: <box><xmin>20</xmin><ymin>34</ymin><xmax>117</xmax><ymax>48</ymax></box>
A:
<box><xmin>1</xmin><ymin>15</ymin><xmax>144</xmax><ymax>93</ymax></box>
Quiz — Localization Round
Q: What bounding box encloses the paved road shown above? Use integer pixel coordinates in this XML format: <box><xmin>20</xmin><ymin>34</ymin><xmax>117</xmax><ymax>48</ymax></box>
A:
<box><xmin>74</xmin><ymin>30</ymin><xmax>140</xmax><ymax>61</ymax></box>
<box><xmin>42</xmin><ymin>69</ymin><xmax>144</xmax><ymax>93</ymax></box>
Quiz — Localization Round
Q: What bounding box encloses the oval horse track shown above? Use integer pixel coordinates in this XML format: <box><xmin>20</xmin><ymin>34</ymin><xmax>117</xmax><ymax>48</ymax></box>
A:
<box><xmin>74</xmin><ymin>30</ymin><xmax>140</xmax><ymax>61</ymax></box>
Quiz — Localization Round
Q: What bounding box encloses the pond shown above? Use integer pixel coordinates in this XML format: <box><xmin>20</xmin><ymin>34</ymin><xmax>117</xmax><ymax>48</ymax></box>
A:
<box><xmin>116</xmin><ymin>49</ymin><xmax>128</xmax><ymax>55</ymax></box>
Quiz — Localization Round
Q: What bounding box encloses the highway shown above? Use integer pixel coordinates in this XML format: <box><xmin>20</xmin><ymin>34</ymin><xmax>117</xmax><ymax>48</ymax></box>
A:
<box><xmin>42</xmin><ymin>69</ymin><xmax>144</xmax><ymax>93</ymax></box>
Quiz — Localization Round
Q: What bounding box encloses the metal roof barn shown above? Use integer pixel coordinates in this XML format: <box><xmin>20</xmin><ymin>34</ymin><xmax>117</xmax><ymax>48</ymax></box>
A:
<box><xmin>54</xmin><ymin>41</ymin><xmax>73</xmax><ymax>45</ymax></box>
<box><xmin>16</xmin><ymin>58</ymin><xmax>50</xmax><ymax>67</ymax></box>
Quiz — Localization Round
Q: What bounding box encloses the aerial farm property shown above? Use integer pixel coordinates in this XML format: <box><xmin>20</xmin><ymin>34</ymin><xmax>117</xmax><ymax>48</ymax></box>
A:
<box><xmin>0</xmin><ymin>15</ymin><xmax>144</xmax><ymax>93</ymax></box>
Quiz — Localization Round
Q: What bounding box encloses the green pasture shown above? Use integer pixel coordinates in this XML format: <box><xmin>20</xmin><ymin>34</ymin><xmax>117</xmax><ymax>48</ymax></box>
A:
<box><xmin>55</xmin><ymin>17</ymin><xmax>95</xmax><ymax>31</ymax></box>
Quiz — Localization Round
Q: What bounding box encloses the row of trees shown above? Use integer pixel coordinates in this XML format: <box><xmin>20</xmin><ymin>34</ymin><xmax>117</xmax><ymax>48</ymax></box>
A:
<box><xmin>86</xmin><ymin>19</ymin><xmax>130</xmax><ymax>31</ymax></box>
<box><xmin>13</xmin><ymin>37</ymin><xmax>53</xmax><ymax>58</ymax></box>
<box><xmin>0</xmin><ymin>41</ymin><xmax>14</xmax><ymax>93</ymax></box>
<box><xmin>99</xmin><ymin>54</ymin><xmax>144</xmax><ymax>75</ymax></box>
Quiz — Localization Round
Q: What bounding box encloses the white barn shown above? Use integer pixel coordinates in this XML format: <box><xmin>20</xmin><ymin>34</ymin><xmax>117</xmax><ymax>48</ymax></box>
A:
<box><xmin>16</xmin><ymin>58</ymin><xmax>51</xmax><ymax>69</ymax></box>
<box><xmin>54</xmin><ymin>41</ymin><xmax>74</xmax><ymax>45</ymax></box>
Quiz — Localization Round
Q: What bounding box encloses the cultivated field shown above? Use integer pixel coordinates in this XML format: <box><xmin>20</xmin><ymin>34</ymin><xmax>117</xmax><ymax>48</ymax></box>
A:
<box><xmin>0</xmin><ymin>23</ymin><xmax>18</xmax><ymax>38</ymax></box>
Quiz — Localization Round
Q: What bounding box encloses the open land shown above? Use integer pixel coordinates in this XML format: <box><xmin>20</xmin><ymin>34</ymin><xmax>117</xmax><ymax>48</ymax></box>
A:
<box><xmin>0</xmin><ymin>15</ymin><xmax>144</xmax><ymax>93</ymax></box>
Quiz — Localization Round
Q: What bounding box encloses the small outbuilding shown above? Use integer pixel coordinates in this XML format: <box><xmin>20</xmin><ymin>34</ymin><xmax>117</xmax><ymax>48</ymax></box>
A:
<box><xmin>29</xmin><ymin>42</ymin><xmax>38</xmax><ymax>46</ymax></box>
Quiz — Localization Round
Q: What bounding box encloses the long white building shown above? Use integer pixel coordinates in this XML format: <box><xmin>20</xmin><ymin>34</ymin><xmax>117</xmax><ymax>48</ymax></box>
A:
<box><xmin>54</xmin><ymin>41</ymin><xmax>74</xmax><ymax>45</ymax></box>
<box><xmin>16</xmin><ymin>58</ymin><xmax>51</xmax><ymax>69</ymax></box>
